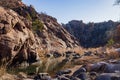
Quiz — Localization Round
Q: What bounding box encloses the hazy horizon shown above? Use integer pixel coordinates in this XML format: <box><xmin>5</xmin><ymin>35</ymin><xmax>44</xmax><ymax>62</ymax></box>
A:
<box><xmin>22</xmin><ymin>0</ymin><xmax>120</xmax><ymax>23</ymax></box>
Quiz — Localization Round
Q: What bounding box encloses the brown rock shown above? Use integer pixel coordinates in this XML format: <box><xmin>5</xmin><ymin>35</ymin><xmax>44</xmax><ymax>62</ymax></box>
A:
<box><xmin>37</xmin><ymin>13</ymin><xmax>80</xmax><ymax>50</ymax></box>
<box><xmin>0</xmin><ymin>7</ymin><xmax>39</xmax><ymax>66</ymax></box>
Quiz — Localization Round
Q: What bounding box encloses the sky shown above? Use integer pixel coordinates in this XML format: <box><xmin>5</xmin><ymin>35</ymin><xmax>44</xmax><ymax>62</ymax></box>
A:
<box><xmin>22</xmin><ymin>0</ymin><xmax>120</xmax><ymax>23</ymax></box>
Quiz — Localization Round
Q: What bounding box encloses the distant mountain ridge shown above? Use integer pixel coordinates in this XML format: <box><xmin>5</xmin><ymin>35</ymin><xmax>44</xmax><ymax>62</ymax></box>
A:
<box><xmin>63</xmin><ymin>20</ymin><xmax>119</xmax><ymax>48</ymax></box>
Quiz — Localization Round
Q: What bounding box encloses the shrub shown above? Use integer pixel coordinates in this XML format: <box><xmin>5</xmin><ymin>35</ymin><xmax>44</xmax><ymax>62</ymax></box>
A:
<box><xmin>32</xmin><ymin>19</ymin><xmax>44</xmax><ymax>32</ymax></box>
<box><xmin>107</xmin><ymin>38</ymin><xmax>114</xmax><ymax>47</ymax></box>
<box><xmin>26</xmin><ymin>13</ymin><xmax>32</xmax><ymax>21</ymax></box>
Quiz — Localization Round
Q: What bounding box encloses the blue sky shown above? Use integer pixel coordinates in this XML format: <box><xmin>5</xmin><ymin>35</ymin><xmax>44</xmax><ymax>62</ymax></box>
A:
<box><xmin>22</xmin><ymin>0</ymin><xmax>120</xmax><ymax>23</ymax></box>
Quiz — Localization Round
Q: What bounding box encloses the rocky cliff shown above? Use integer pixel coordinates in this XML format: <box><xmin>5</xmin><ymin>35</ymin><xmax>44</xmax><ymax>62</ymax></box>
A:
<box><xmin>0</xmin><ymin>6</ymin><xmax>39</xmax><ymax>66</ymax></box>
<box><xmin>0</xmin><ymin>0</ymin><xmax>79</xmax><ymax>66</ymax></box>
<box><xmin>37</xmin><ymin>13</ymin><xmax>79</xmax><ymax>50</ymax></box>
<box><xmin>63</xmin><ymin>20</ymin><xmax>119</xmax><ymax>48</ymax></box>
<box><xmin>9</xmin><ymin>0</ymin><xmax>79</xmax><ymax>50</ymax></box>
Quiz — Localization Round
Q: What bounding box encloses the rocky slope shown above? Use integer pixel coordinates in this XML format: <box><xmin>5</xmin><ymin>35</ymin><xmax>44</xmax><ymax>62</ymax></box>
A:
<box><xmin>0</xmin><ymin>0</ymin><xmax>24</xmax><ymax>9</ymax></box>
<box><xmin>15</xmin><ymin>4</ymin><xmax>80</xmax><ymax>50</ymax></box>
<box><xmin>11</xmin><ymin>0</ymin><xmax>79</xmax><ymax>50</ymax></box>
<box><xmin>0</xmin><ymin>0</ymin><xmax>79</xmax><ymax>66</ymax></box>
<box><xmin>37</xmin><ymin>13</ymin><xmax>79</xmax><ymax>50</ymax></box>
<box><xmin>0</xmin><ymin>6</ymin><xmax>39</xmax><ymax>66</ymax></box>
<box><xmin>63</xmin><ymin>20</ymin><xmax>119</xmax><ymax>48</ymax></box>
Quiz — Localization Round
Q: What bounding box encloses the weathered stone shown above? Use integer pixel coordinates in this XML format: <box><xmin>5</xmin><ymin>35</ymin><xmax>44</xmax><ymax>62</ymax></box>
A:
<box><xmin>34</xmin><ymin>73</ymin><xmax>51</xmax><ymax>80</ymax></box>
<box><xmin>0</xmin><ymin>7</ymin><xmax>39</xmax><ymax>66</ymax></box>
<box><xmin>89</xmin><ymin>72</ymin><xmax>98</xmax><ymax>80</ymax></box>
<box><xmin>57</xmin><ymin>75</ymin><xmax>70</xmax><ymax>80</ymax></box>
<box><xmin>56</xmin><ymin>70</ymin><xmax>72</xmax><ymax>76</ymax></box>
<box><xmin>96</xmin><ymin>73</ymin><xmax>120</xmax><ymax>80</ymax></box>
<box><xmin>76</xmin><ymin>73</ymin><xmax>88</xmax><ymax>80</ymax></box>
<box><xmin>72</xmin><ymin>67</ymin><xmax>87</xmax><ymax>77</ymax></box>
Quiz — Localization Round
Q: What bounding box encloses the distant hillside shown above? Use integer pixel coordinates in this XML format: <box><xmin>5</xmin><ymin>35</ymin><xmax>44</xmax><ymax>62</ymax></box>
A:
<box><xmin>63</xmin><ymin>20</ymin><xmax>119</xmax><ymax>48</ymax></box>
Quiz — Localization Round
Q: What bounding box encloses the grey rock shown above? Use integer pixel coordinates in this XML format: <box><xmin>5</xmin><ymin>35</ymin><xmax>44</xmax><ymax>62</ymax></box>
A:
<box><xmin>57</xmin><ymin>75</ymin><xmax>70</xmax><ymax>80</ymax></box>
<box><xmin>56</xmin><ymin>70</ymin><xmax>72</xmax><ymax>76</ymax></box>
<box><xmin>96</xmin><ymin>73</ymin><xmax>120</xmax><ymax>80</ymax></box>
<box><xmin>72</xmin><ymin>67</ymin><xmax>87</xmax><ymax>77</ymax></box>
<box><xmin>89</xmin><ymin>72</ymin><xmax>98</xmax><ymax>80</ymax></box>
<box><xmin>76</xmin><ymin>73</ymin><xmax>88</xmax><ymax>80</ymax></box>
<box><xmin>34</xmin><ymin>73</ymin><xmax>51</xmax><ymax>80</ymax></box>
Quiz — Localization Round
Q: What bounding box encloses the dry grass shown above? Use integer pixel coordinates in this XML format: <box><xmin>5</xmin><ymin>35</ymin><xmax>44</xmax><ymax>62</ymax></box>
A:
<box><xmin>107</xmin><ymin>52</ymin><xmax>120</xmax><ymax>59</ymax></box>
<box><xmin>0</xmin><ymin>65</ymin><xmax>7</xmax><ymax>77</ymax></box>
<box><xmin>72</xmin><ymin>47</ymin><xmax>85</xmax><ymax>54</ymax></box>
<box><xmin>106</xmin><ymin>49</ymin><xmax>120</xmax><ymax>59</ymax></box>
<box><xmin>37</xmin><ymin>49</ymin><xmax>49</xmax><ymax>57</ymax></box>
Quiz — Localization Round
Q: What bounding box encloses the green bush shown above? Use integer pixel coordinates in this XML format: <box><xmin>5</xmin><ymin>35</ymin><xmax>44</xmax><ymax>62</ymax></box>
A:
<box><xmin>7</xmin><ymin>65</ymin><xmax>37</xmax><ymax>74</ymax></box>
<box><xmin>26</xmin><ymin>13</ymin><xmax>32</xmax><ymax>21</ymax></box>
<box><xmin>32</xmin><ymin>19</ymin><xmax>44</xmax><ymax>31</ymax></box>
<box><xmin>107</xmin><ymin>38</ymin><xmax>114</xmax><ymax>47</ymax></box>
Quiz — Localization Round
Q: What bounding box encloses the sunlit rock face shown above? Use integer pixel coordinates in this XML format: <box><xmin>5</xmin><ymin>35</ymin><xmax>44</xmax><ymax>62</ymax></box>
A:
<box><xmin>0</xmin><ymin>0</ymin><xmax>80</xmax><ymax>66</ymax></box>
<box><xmin>0</xmin><ymin>7</ymin><xmax>39</xmax><ymax>66</ymax></box>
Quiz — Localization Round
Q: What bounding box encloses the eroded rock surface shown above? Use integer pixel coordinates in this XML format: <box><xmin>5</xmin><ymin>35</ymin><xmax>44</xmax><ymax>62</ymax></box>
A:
<box><xmin>0</xmin><ymin>7</ymin><xmax>39</xmax><ymax>66</ymax></box>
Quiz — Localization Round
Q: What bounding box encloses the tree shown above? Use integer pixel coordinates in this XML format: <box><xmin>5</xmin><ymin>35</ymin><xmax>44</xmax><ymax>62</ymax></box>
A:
<box><xmin>115</xmin><ymin>0</ymin><xmax>120</xmax><ymax>5</ymax></box>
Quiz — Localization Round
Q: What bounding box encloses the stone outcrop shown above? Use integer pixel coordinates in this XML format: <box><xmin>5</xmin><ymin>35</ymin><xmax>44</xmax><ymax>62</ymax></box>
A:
<box><xmin>63</xmin><ymin>20</ymin><xmax>119</xmax><ymax>48</ymax></box>
<box><xmin>37</xmin><ymin>14</ymin><xmax>79</xmax><ymax>50</ymax></box>
<box><xmin>0</xmin><ymin>7</ymin><xmax>39</xmax><ymax>66</ymax></box>
<box><xmin>3</xmin><ymin>0</ymin><xmax>80</xmax><ymax>50</ymax></box>
<box><xmin>0</xmin><ymin>0</ymin><xmax>25</xmax><ymax>9</ymax></box>
<box><xmin>13</xmin><ymin>5</ymin><xmax>80</xmax><ymax>50</ymax></box>
<box><xmin>0</xmin><ymin>0</ymin><xmax>80</xmax><ymax>66</ymax></box>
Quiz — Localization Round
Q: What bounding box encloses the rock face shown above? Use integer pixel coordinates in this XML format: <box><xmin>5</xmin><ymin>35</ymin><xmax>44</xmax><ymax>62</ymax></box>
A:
<box><xmin>0</xmin><ymin>0</ymin><xmax>80</xmax><ymax>66</ymax></box>
<box><xmin>5</xmin><ymin>0</ymin><xmax>80</xmax><ymax>50</ymax></box>
<box><xmin>37</xmin><ymin>14</ymin><xmax>79</xmax><ymax>50</ymax></box>
<box><xmin>12</xmin><ymin>3</ymin><xmax>80</xmax><ymax>50</ymax></box>
<box><xmin>0</xmin><ymin>0</ymin><xmax>24</xmax><ymax>9</ymax></box>
<box><xmin>0</xmin><ymin>7</ymin><xmax>39</xmax><ymax>66</ymax></box>
<box><xmin>63</xmin><ymin>20</ymin><xmax>119</xmax><ymax>48</ymax></box>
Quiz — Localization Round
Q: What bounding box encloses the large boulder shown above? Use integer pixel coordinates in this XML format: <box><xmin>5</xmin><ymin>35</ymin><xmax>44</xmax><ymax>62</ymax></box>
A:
<box><xmin>0</xmin><ymin>7</ymin><xmax>39</xmax><ymax>66</ymax></box>
<box><xmin>96</xmin><ymin>73</ymin><xmax>120</xmax><ymax>80</ymax></box>
<box><xmin>72</xmin><ymin>67</ymin><xmax>86</xmax><ymax>77</ymax></box>
<box><xmin>56</xmin><ymin>70</ymin><xmax>72</xmax><ymax>76</ymax></box>
<box><xmin>83</xmin><ymin>62</ymin><xmax>120</xmax><ymax>73</ymax></box>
